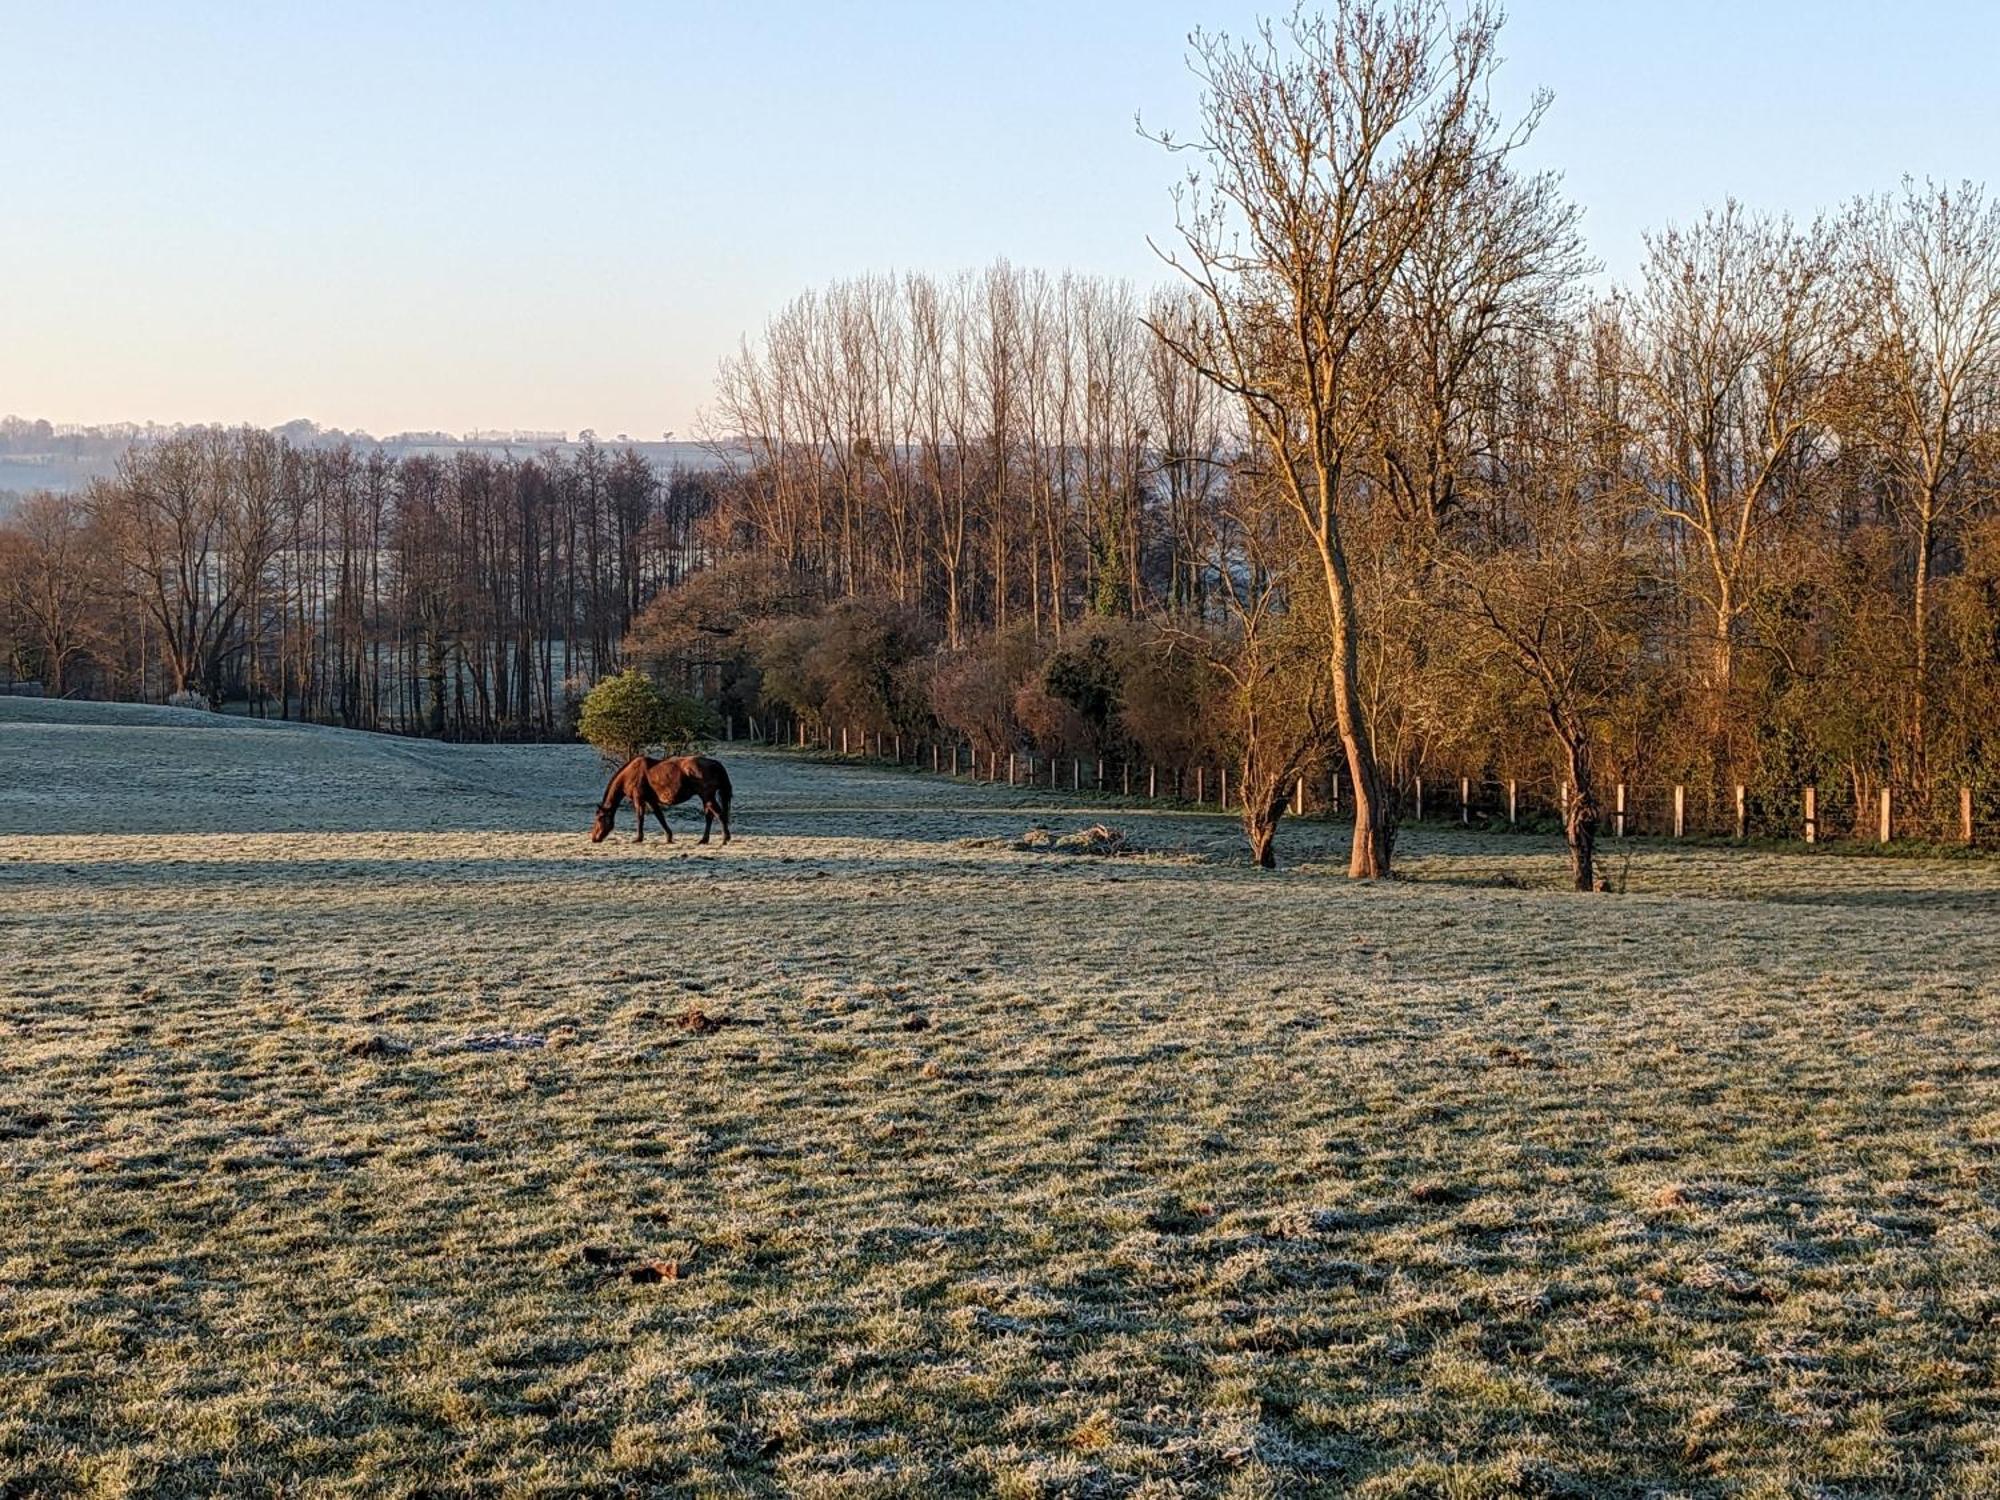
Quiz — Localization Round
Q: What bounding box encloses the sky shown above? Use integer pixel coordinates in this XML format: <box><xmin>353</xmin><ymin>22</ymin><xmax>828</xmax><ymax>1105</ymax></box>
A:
<box><xmin>4</xmin><ymin>0</ymin><xmax>1997</xmax><ymax>439</ymax></box>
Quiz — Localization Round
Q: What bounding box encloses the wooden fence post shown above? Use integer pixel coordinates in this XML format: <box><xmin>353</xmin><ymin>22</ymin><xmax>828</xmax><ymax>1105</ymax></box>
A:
<box><xmin>725</xmin><ymin>715</ymin><xmax>733</xmax><ymax>742</ymax></box>
<box><xmin>932</xmin><ymin>743</ymin><xmax>940</xmax><ymax>773</ymax></box>
<box><xmin>1615</xmin><ymin>783</ymin><xmax>1627</xmax><ymax>838</ymax></box>
<box><xmin>1196</xmin><ymin>768</ymin><xmax>1205</xmax><ymax>804</ymax></box>
<box><xmin>1148</xmin><ymin>765</ymin><xmax>1157</xmax><ymax>799</ymax></box>
<box><xmin>1072</xmin><ymin>759</ymin><xmax>1081</xmax><ymax>793</ymax></box>
<box><xmin>1804</xmin><ymin>786</ymin><xmax>1817</xmax><ymax>845</ymax></box>
<box><xmin>1673</xmin><ymin>784</ymin><xmax>1685</xmax><ymax>839</ymax></box>
<box><xmin>1507</xmin><ymin>779</ymin><xmax>1517</xmax><ymax>826</ymax></box>
<box><xmin>1220</xmin><ymin>767</ymin><xmax>1229</xmax><ymax>808</ymax></box>
<box><xmin>1007</xmin><ymin>753</ymin><xmax>1016</xmax><ymax>787</ymax></box>
<box><xmin>1294</xmin><ymin>777</ymin><xmax>1305</xmax><ymax>816</ymax></box>
<box><xmin>1123</xmin><ymin>763</ymin><xmax>1131</xmax><ymax>796</ymax></box>
<box><xmin>1331</xmin><ymin>771</ymin><xmax>1340</xmax><ymax>815</ymax></box>
<box><xmin>1964</xmin><ymin>786</ymin><xmax>1976</xmax><ymax>846</ymax></box>
<box><xmin>1415</xmin><ymin>776</ymin><xmax>1424</xmax><ymax>822</ymax></box>
<box><xmin>1096</xmin><ymin>758</ymin><xmax>1104</xmax><ymax>790</ymax></box>
<box><xmin>1460</xmin><ymin>776</ymin><xmax>1470</xmax><ymax>825</ymax></box>
<box><xmin>1879</xmin><ymin>786</ymin><xmax>1891</xmax><ymax>845</ymax></box>
<box><xmin>1735</xmin><ymin>784</ymin><xmax>1747</xmax><ymax>840</ymax></box>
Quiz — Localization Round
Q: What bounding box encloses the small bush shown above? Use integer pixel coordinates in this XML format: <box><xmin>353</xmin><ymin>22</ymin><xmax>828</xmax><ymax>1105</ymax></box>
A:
<box><xmin>1041</xmin><ymin>631</ymin><xmax>1124</xmax><ymax>753</ymax></box>
<box><xmin>576</xmin><ymin>669</ymin><xmax>716</xmax><ymax>765</ymax></box>
<box><xmin>929</xmin><ymin>622</ymin><xmax>1046</xmax><ymax>757</ymax></box>
<box><xmin>751</xmin><ymin>598</ymin><xmax>939</xmax><ymax>737</ymax></box>
<box><xmin>166</xmin><ymin>688</ymin><xmax>212</xmax><ymax>712</ymax></box>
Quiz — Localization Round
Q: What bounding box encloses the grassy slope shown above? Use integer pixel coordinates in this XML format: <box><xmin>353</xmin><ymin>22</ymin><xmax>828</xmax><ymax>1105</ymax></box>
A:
<box><xmin>3</xmin><ymin>699</ymin><xmax>1999</xmax><ymax>1497</ymax></box>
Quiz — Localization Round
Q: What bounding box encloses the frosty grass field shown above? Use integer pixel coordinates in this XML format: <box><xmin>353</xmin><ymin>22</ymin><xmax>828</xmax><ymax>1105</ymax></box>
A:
<box><xmin>3</xmin><ymin>697</ymin><xmax>2000</xmax><ymax>1498</ymax></box>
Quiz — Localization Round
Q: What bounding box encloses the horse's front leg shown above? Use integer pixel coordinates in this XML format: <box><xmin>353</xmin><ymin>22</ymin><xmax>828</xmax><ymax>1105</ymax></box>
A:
<box><xmin>629</xmin><ymin>788</ymin><xmax>647</xmax><ymax>843</ymax></box>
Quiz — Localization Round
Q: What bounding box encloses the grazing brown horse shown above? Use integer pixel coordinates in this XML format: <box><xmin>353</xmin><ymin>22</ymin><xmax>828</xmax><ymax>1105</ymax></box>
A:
<box><xmin>591</xmin><ymin>755</ymin><xmax>733</xmax><ymax>845</ymax></box>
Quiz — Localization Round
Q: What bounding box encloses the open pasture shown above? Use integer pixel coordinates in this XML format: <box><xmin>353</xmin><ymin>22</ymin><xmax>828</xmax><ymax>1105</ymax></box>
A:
<box><xmin>3</xmin><ymin>698</ymin><xmax>1999</xmax><ymax>1497</ymax></box>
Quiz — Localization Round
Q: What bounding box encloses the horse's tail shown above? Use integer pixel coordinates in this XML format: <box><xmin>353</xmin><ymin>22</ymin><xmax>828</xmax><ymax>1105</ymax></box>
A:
<box><xmin>711</xmin><ymin>759</ymin><xmax>733</xmax><ymax>814</ymax></box>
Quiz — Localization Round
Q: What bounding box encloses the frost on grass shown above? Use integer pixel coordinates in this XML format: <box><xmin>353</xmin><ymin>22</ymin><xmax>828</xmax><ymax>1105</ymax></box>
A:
<box><xmin>3</xmin><ymin>697</ymin><xmax>2000</xmax><ymax>1495</ymax></box>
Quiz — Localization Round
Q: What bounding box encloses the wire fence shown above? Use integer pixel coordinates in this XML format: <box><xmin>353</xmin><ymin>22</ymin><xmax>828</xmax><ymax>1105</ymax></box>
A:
<box><xmin>730</xmin><ymin>715</ymin><xmax>1993</xmax><ymax>850</ymax></box>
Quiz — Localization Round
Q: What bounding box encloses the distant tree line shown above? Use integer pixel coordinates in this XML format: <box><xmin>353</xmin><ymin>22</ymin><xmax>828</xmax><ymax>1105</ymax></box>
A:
<box><xmin>0</xmin><ymin>433</ymin><xmax>718</xmax><ymax>736</ymax></box>
<box><xmin>707</xmin><ymin>266</ymin><xmax>1228</xmax><ymax>640</ymax></box>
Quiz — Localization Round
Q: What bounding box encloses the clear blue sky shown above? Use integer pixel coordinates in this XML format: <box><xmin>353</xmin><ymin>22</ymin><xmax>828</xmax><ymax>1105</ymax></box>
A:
<box><xmin>4</xmin><ymin>1</ymin><xmax>1996</xmax><ymax>438</ymax></box>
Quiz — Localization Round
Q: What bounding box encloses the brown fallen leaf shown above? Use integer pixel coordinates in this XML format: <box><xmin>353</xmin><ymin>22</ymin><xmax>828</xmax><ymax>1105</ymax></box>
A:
<box><xmin>628</xmin><ymin>1260</ymin><xmax>681</xmax><ymax>1284</ymax></box>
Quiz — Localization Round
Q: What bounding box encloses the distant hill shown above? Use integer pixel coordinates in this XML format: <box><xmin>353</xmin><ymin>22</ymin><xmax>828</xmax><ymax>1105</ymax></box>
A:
<box><xmin>0</xmin><ymin>417</ymin><xmax>736</xmax><ymax>495</ymax></box>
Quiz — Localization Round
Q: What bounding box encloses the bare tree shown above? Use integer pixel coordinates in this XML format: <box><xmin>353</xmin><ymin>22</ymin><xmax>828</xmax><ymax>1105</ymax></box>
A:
<box><xmin>91</xmin><ymin>429</ymin><xmax>284</xmax><ymax>701</ymax></box>
<box><xmin>1146</xmin><ymin>290</ymin><xmax>1232</xmax><ymax>618</ymax></box>
<box><xmin>1849</xmin><ymin>180</ymin><xmax>2000</xmax><ymax>793</ymax></box>
<box><xmin>1621</xmin><ymin>203</ymin><xmax>1852</xmax><ymax>780</ymax></box>
<box><xmin>1146</xmin><ymin>0</ymin><xmax>1549</xmax><ymax>877</ymax></box>
<box><xmin>1185</xmin><ymin>461</ymin><xmax>1338</xmax><ymax>868</ymax></box>
<box><xmin>0</xmin><ymin>492</ymin><xmax>103</xmax><ymax>695</ymax></box>
<box><xmin>1447</xmin><ymin>319</ymin><xmax>1646</xmax><ymax>889</ymax></box>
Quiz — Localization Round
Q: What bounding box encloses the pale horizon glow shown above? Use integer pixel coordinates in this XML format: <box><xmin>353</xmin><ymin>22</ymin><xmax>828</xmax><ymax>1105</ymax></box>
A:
<box><xmin>5</xmin><ymin>0</ymin><xmax>1997</xmax><ymax>438</ymax></box>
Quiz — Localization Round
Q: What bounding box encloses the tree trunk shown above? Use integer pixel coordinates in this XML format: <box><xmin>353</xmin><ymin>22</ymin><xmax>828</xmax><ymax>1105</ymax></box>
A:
<box><xmin>1563</xmin><ymin>733</ymin><xmax>1600</xmax><ymax>893</ymax></box>
<box><xmin>1911</xmin><ymin>515</ymin><xmax>1932</xmax><ymax>796</ymax></box>
<box><xmin>1320</xmin><ymin>542</ymin><xmax>1391</xmax><ymax>878</ymax></box>
<box><xmin>427</xmin><ymin>634</ymin><xmax>447</xmax><ymax>737</ymax></box>
<box><xmin>1243</xmin><ymin>788</ymin><xmax>1284</xmax><ymax>869</ymax></box>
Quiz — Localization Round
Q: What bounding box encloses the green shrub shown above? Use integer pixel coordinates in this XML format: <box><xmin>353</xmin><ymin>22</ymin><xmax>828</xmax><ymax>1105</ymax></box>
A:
<box><xmin>576</xmin><ymin>669</ymin><xmax>716</xmax><ymax>765</ymax></box>
<box><xmin>1041</xmin><ymin>630</ymin><xmax>1124</xmax><ymax>754</ymax></box>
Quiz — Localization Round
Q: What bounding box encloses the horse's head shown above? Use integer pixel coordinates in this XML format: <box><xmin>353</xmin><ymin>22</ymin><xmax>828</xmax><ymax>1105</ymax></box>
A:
<box><xmin>589</xmin><ymin>804</ymin><xmax>615</xmax><ymax>842</ymax></box>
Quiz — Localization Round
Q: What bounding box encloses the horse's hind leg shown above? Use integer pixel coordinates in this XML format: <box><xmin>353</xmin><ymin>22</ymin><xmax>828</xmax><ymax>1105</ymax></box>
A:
<box><xmin>699</xmin><ymin>802</ymin><xmax>715</xmax><ymax>844</ymax></box>
<box><xmin>654</xmin><ymin>798</ymin><xmax>674</xmax><ymax>842</ymax></box>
